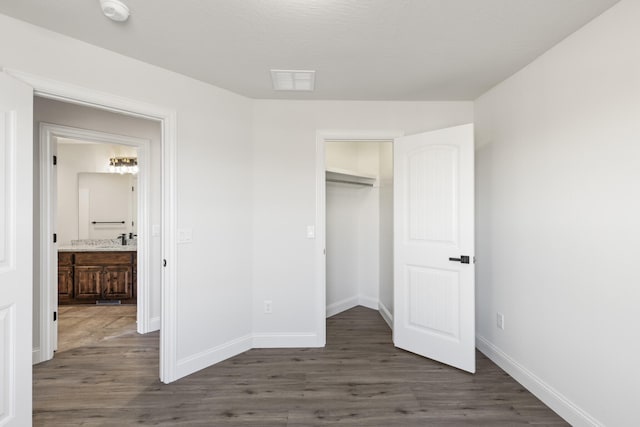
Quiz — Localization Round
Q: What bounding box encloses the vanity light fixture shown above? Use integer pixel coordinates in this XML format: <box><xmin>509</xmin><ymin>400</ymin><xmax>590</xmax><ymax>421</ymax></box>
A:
<box><xmin>109</xmin><ymin>157</ymin><xmax>138</xmax><ymax>174</ymax></box>
<box><xmin>100</xmin><ymin>0</ymin><xmax>130</xmax><ymax>22</ymax></box>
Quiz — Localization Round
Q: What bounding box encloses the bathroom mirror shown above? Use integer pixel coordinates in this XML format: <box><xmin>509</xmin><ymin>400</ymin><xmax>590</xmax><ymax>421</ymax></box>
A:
<box><xmin>78</xmin><ymin>172</ymin><xmax>137</xmax><ymax>239</ymax></box>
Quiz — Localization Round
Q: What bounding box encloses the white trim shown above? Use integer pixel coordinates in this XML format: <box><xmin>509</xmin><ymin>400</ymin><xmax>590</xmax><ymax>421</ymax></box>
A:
<box><xmin>315</xmin><ymin>130</ymin><xmax>403</xmax><ymax>347</ymax></box>
<box><xmin>476</xmin><ymin>336</ymin><xmax>603</xmax><ymax>427</ymax></box>
<box><xmin>252</xmin><ymin>333</ymin><xmax>319</xmax><ymax>348</ymax></box>
<box><xmin>176</xmin><ymin>334</ymin><xmax>252</xmax><ymax>379</ymax></box>
<box><xmin>32</xmin><ymin>348</ymin><xmax>41</xmax><ymax>364</ymax></box>
<box><xmin>357</xmin><ymin>295</ymin><xmax>378</xmax><ymax>310</ymax></box>
<box><xmin>378</xmin><ymin>301</ymin><xmax>393</xmax><ymax>329</ymax></box>
<box><xmin>326</xmin><ymin>296</ymin><xmax>359</xmax><ymax>318</ymax></box>
<box><xmin>35</xmin><ymin>128</ymin><xmax>55</xmax><ymax>365</ymax></box>
<box><xmin>160</xmin><ymin>109</ymin><xmax>178</xmax><ymax>383</ymax></box>
<box><xmin>4</xmin><ymin>69</ymin><xmax>171</xmax><ymax>122</ymax></box>
<box><xmin>326</xmin><ymin>295</ymin><xmax>379</xmax><ymax>318</ymax></box>
<box><xmin>4</xmin><ymin>68</ymin><xmax>179</xmax><ymax>384</ymax></box>
<box><xmin>148</xmin><ymin>316</ymin><xmax>160</xmax><ymax>332</ymax></box>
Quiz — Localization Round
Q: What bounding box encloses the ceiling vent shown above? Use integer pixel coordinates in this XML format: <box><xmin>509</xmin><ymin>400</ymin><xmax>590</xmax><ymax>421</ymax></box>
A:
<box><xmin>270</xmin><ymin>70</ymin><xmax>315</xmax><ymax>91</ymax></box>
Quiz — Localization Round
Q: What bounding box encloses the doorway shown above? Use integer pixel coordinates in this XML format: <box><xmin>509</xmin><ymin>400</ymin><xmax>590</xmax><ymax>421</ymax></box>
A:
<box><xmin>316</xmin><ymin>125</ymin><xmax>476</xmax><ymax>373</ymax></box>
<box><xmin>315</xmin><ymin>130</ymin><xmax>402</xmax><ymax>346</ymax></box>
<box><xmin>2</xmin><ymin>69</ymin><xmax>179</xmax><ymax>399</ymax></box>
<box><xmin>34</xmin><ymin>97</ymin><xmax>160</xmax><ymax>363</ymax></box>
<box><xmin>324</xmin><ymin>140</ymin><xmax>394</xmax><ymax>327</ymax></box>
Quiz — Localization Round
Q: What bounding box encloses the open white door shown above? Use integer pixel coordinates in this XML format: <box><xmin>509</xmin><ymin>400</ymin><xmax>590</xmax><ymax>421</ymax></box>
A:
<box><xmin>0</xmin><ymin>72</ymin><xmax>34</xmax><ymax>424</ymax></box>
<box><xmin>393</xmin><ymin>123</ymin><xmax>475</xmax><ymax>373</ymax></box>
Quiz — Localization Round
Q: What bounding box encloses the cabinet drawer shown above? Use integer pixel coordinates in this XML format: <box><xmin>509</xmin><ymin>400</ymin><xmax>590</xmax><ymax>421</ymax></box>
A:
<box><xmin>75</xmin><ymin>251</ymin><xmax>134</xmax><ymax>266</ymax></box>
<box><xmin>58</xmin><ymin>252</ymin><xmax>73</xmax><ymax>266</ymax></box>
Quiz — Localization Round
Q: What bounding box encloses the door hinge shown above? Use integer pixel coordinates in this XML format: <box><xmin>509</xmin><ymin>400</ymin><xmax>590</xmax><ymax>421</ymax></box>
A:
<box><xmin>53</xmin><ymin>233</ymin><xmax>57</xmax><ymax>243</ymax></box>
<box><xmin>53</xmin><ymin>155</ymin><xmax>57</xmax><ymax>166</ymax></box>
<box><xmin>53</xmin><ymin>311</ymin><xmax>57</xmax><ymax>321</ymax></box>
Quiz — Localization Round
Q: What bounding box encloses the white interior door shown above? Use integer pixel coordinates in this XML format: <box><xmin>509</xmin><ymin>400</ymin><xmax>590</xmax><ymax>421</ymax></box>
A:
<box><xmin>0</xmin><ymin>72</ymin><xmax>34</xmax><ymax>424</ymax></box>
<box><xmin>393</xmin><ymin>123</ymin><xmax>475</xmax><ymax>373</ymax></box>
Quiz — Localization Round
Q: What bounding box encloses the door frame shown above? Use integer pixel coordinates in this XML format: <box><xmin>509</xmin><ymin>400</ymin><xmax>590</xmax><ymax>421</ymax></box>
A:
<box><xmin>4</xmin><ymin>68</ymin><xmax>179</xmax><ymax>383</ymax></box>
<box><xmin>36</xmin><ymin>122</ymin><xmax>152</xmax><ymax>364</ymax></box>
<box><xmin>315</xmin><ymin>130</ymin><xmax>403</xmax><ymax>345</ymax></box>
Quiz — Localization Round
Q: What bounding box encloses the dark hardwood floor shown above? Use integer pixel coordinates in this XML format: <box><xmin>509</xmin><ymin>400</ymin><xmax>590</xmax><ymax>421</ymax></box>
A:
<box><xmin>33</xmin><ymin>305</ymin><xmax>567</xmax><ymax>426</ymax></box>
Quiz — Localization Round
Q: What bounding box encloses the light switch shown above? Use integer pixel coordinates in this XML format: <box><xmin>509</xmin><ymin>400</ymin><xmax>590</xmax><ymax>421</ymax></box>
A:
<box><xmin>152</xmin><ymin>224</ymin><xmax>161</xmax><ymax>236</ymax></box>
<box><xmin>306</xmin><ymin>225</ymin><xmax>315</xmax><ymax>239</ymax></box>
<box><xmin>177</xmin><ymin>228</ymin><xmax>193</xmax><ymax>244</ymax></box>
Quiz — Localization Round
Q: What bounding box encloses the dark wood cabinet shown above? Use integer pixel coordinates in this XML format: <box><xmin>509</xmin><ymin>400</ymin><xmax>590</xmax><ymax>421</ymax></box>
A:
<box><xmin>74</xmin><ymin>266</ymin><xmax>104</xmax><ymax>300</ymax></box>
<box><xmin>103</xmin><ymin>265</ymin><xmax>133</xmax><ymax>299</ymax></box>
<box><xmin>58</xmin><ymin>251</ymin><xmax>136</xmax><ymax>304</ymax></box>
<box><xmin>57</xmin><ymin>252</ymin><xmax>75</xmax><ymax>303</ymax></box>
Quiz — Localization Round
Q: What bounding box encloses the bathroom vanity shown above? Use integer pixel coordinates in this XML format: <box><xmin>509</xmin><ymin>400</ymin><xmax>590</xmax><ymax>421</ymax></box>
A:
<box><xmin>58</xmin><ymin>241</ymin><xmax>137</xmax><ymax>305</ymax></box>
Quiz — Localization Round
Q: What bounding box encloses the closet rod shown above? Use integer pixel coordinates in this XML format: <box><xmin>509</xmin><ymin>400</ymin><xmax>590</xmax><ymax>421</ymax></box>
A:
<box><xmin>326</xmin><ymin>178</ymin><xmax>374</xmax><ymax>187</ymax></box>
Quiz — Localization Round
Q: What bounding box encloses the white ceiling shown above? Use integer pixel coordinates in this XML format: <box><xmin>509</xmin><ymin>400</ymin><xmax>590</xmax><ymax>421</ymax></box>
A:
<box><xmin>0</xmin><ymin>0</ymin><xmax>620</xmax><ymax>100</ymax></box>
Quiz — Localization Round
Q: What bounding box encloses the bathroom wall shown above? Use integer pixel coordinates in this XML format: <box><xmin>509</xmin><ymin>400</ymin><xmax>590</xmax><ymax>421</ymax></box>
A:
<box><xmin>57</xmin><ymin>141</ymin><xmax>137</xmax><ymax>245</ymax></box>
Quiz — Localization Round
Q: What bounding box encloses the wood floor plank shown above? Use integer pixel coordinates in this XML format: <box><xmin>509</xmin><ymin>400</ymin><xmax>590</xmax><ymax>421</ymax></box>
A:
<box><xmin>33</xmin><ymin>305</ymin><xmax>567</xmax><ymax>426</ymax></box>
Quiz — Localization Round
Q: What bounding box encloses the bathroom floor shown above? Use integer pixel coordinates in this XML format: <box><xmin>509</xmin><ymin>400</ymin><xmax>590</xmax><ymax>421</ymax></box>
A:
<box><xmin>56</xmin><ymin>305</ymin><xmax>137</xmax><ymax>352</ymax></box>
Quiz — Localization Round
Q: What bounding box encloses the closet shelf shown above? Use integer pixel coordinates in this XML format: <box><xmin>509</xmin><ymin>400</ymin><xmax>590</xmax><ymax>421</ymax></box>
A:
<box><xmin>326</xmin><ymin>167</ymin><xmax>377</xmax><ymax>187</ymax></box>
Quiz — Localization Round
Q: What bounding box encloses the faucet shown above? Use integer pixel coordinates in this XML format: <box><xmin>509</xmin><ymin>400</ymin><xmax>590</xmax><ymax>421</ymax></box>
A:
<box><xmin>117</xmin><ymin>233</ymin><xmax>127</xmax><ymax>245</ymax></box>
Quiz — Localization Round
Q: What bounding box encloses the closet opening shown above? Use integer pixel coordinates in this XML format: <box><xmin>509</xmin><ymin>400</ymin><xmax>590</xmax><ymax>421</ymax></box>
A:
<box><xmin>324</xmin><ymin>140</ymin><xmax>394</xmax><ymax>329</ymax></box>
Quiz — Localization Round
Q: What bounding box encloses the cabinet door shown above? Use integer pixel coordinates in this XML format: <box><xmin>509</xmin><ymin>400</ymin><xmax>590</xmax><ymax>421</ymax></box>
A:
<box><xmin>103</xmin><ymin>265</ymin><xmax>133</xmax><ymax>299</ymax></box>
<box><xmin>57</xmin><ymin>266</ymin><xmax>74</xmax><ymax>303</ymax></box>
<box><xmin>74</xmin><ymin>266</ymin><xmax>103</xmax><ymax>300</ymax></box>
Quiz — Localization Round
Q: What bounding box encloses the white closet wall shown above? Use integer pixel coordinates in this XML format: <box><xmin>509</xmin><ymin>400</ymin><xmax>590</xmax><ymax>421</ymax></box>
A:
<box><xmin>325</xmin><ymin>141</ymin><xmax>392</xmax><ymax>317</ymax></box>
<box><xmin>378</xmin><ymin>143</ymin><xmax>394</xmax><ymax>323</ymax></box>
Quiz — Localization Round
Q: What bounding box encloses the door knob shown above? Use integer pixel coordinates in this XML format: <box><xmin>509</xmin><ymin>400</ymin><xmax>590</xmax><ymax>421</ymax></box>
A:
<box><xmin>449</xmin><ymin>255</ymin><xmax>470</xmax><ymax>264</ymax></box>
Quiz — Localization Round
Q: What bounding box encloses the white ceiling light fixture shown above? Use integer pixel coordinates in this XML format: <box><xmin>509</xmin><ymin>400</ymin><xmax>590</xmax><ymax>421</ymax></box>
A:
<box><xmin>100</xmin><ymin>0</ymin><xmax>130</xmax><ymax>22</ymax></box>
<box><xmin>271</xmin><ymin>70</ymin><xmax>315</xmax><ymax>91</ymax></box>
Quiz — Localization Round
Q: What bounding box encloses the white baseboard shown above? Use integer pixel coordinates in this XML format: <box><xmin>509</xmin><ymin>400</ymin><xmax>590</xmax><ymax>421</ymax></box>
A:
<box><xmin>252</xmin><ymin>332</ymin><xmax>319</xmax><ymax>348</ymax></box>
<box><xmin>32</xmin><ymin>347</ymin><xmax>42</xmax><ymax>365</ymax></box>
<box><xmin>378</xmin><ymin>301</ymin><xmax>393</xmax><ymax>329</ymax></box>
<box><xmin>176</xmin><ymin>334</ymin><xmax>252</xmax><ymax>380</ymax></box>
<box><xmin>358</xmin><ymin>295</ymin><xmax>378</xmax><ymax>310</ymax></box>
<box><xmin>326</xmin><ymin>296</ymin><xmax>359</xmax><ymax>317</ymax></box>
<box><xmin>148</xmin><ymin>316</ymin><xmax>160</xmax><ymax>332</ymax></box>
<box><xmin>476</xmin><ymin>336</ymin><xmax>603</xmax><ymax>427</ymax></box>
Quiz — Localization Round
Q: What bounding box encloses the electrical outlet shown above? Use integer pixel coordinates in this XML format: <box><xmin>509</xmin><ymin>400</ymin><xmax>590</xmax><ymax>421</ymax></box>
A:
<box><xmin>496</xmin><ymin>312</ymin><xmax>505</xmax><ymax>330</ymax></box>
<box><xmin>264</xmin><ymin>300</ymin><xmax>273</xmax><ymax>314</ymax></box>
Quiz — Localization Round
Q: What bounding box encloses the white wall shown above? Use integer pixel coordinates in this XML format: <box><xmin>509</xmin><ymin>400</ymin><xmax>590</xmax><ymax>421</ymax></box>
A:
<box><xmin>1</xmin><ymin>13</ymin><xmax>254</xmax><ymax>379</ymax></box>
<box><xmin>325</xmin><ymin>182</ymin><xmax>361</xmax><ymax>312</ymax></box>
<box><xmin>378</xmin><ymin>143</ymin><xmax>393</xmax><ymax>323</ymax></box>
<box><xmin>251</xmin><ymin>100</ymin><xmax>473</xmax><ymax>343</ymax></box>
<box><xmin>474</xmin><ymin>1</ymin><xmax>640</xmax><ymax>425</ymax></box>
<box><xmin>57</xmin><ymin>141</ymin><xmax>137</xmax><ymax>245</ymax></box>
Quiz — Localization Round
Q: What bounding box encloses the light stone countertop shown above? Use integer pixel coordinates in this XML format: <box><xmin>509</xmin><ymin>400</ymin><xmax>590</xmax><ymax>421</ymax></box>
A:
<box><xmin>57</xmin><ymin>238</ymin><xmax>137</xmax><ymax>252</ymax></box>
<box><xmin>58</xmin><ymin>245</ymin><xmax>137</xmax><ymax>252</ymax></box>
